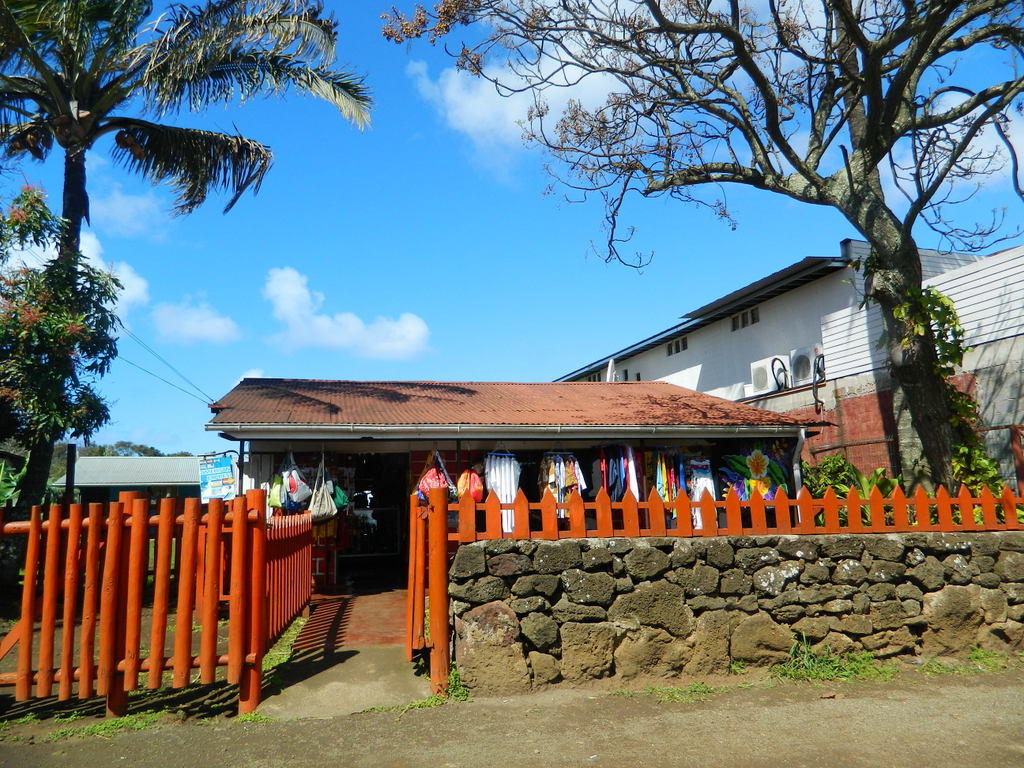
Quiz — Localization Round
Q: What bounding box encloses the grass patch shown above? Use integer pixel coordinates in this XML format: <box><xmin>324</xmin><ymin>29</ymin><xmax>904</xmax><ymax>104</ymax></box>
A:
<box><xmin>918</xmin><ymin>659</ymin><xmax>967</xmax><ymax>676</ymax></box>
<box><xmin>363</xmin><ymin>664</ymin><xmax>470</xmax><ymax>714</ymax></box>
<box><xmin>444</xmin><ymin>664</ymin><xmax>470</xmax><ymax>702</ymax></box>
<box><xmin>729</xmin><ymin>660</ymin><xmax>748</xmax><ymax>675</ymax></box>
<box><xmin>262</xmin><ymin>616</ymin><xmax>307</xmax><ymax>672</ymax></box>
<box><xmin>613</xmin><ymin>682</ymin><xmax>721</xmax><ymax>704</ymax></box>
<box><xmin>45</xmin><ymin>711</ymin><xmax>163</xmax><ymax>741</ymax></box>
<box><xmin>919</xmin><ymin>648</ymin><xmax>1012</xmax><ymax>676</ymax></box>
<box><xmin>772</xmin><ymin>637</ymin><xmax>895</xmax><ymax>682</ymax></box>
<box><xmin>6</xmin><ymin>713</ymin><xmax>40</xmax><ymax>725</ymax></box>
<box><xmin>967</xmin><ymin>647</ymin><xmax>1008</xmax><ymax>672</ymax></box>
<box><xmin>236</xmin><ymin>711</ymin><xmax>273</xmax><ymax>723</ymax></box>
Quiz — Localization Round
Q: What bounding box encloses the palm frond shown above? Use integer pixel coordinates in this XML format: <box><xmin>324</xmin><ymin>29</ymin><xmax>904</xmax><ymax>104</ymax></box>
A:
<box><xmin>104</xmin><ymin>117</ymin><xmax>272</xmax><ymax>213</ymax></box>
<box><xmin>0</xmin><ymin>117</ymin><xmax>53</xmax><ymax>160</ymax></box>
<box><xmin>0</xmin><ymin>75</ymin><xmax>57</xmax><ymax>112</ymax></box>
<box><xmin>146</xmin><ymin>48</ymin><xmax>370</xmax><ymax>127</ymax></box>
<box><xmin>136</xmin><ymin>0</ymin><xmax>368</xmax><ymax>125</ymax></box>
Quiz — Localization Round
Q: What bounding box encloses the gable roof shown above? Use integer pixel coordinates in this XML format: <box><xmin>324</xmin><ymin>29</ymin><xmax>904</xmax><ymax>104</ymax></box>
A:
<box><xmin>67</xmin><ymin>456</ymin><xmax>199</xmax><ymax>487</ymax></box>
<box><xmin>207</xmin><ymin>379</ymin><xmax>812</xmax><ymax>440</ymax></box>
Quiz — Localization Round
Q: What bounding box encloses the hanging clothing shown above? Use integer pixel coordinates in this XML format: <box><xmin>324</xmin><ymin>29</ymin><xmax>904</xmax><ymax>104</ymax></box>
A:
<box><xmin>625</xmin><ymin>446</ymin><xmax>639</xmax><ymax>498</ymax></box>
<box><xmin>538</xmin><ymin>453</ymin><xmax>588</xmax><ymax>506</ymax></box>
<box><xmin>686</xmin><ymin>458</ymin><xmax>715</xmax><ymax>529</ymax></box>
<box><xmin>485</xmin><ymin>452</ymin><xmax>521</xmax><ymax>533</ymax></box>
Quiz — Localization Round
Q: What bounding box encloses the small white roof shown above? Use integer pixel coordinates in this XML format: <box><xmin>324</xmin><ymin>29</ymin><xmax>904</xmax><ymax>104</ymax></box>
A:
<box><xmin>70</xmin><ymin>456</ymin><xmax>200</xmax><ymax>487</ymax></box>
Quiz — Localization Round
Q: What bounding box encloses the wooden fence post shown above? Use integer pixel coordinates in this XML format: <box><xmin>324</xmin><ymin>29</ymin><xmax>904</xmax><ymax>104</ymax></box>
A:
<box><xmin>15</xmin><ymin>507</ymin><xmax>41</xmax><ymax>701</ymax></box>
<box><xmin>427</xmin><ymin>487</ymin><xmax>450</xmax><ymax>695</ymax></box>
<box><xmin>239</xmin><ymin>489</ymin><xmax>267</xmax><ymax>715</ymax></box>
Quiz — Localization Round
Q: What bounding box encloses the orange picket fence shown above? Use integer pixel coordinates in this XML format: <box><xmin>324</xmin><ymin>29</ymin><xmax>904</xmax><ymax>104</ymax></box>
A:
<box><xmin>0</xmin><ymin>490</ymin><xmax>312</xmax><ymax>716</ymax></box>
<box><xmin>407</xmin><ymin>484</ymin><xmax>1024</xmax><ymax>693</ymax></box>
<box><xmin>444</xmin><ymin>484</ymin><xmax>1024</xmax><ymax>542</ymax></box>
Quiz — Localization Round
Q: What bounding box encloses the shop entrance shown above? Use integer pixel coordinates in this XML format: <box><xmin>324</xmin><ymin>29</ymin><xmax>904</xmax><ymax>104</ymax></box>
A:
<box><xmin>304</xmin><ymin>450</ymin><xmax>410</xmax><ymax>593</ymax></box>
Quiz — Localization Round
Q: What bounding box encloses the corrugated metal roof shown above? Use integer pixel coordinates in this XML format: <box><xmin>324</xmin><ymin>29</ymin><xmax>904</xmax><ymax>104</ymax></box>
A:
<box><xmin>71</xmin><ymin>456</ymin><xmax>200</xmax><ymax>487</ymax></box>
<box><xmin>207</xmin><ymin>379</ymin><xmax>810</xmax><ymax>431</ymax></box>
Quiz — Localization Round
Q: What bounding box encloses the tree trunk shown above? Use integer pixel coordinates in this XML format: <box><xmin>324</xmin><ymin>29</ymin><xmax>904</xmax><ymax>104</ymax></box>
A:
<box><xmin>60</xmin><ymin>144</ymin><xmax>88</xmax><ymax>257</ymax></box>
<box><xmin>15</xmin><ymin>436</ymin><xmax>55</xmax><ymax>516</ymax></box>
<box><xmin>869</xmin><ymin>249</ymin><xmax>958</xmax><ymax>491</ymax></box>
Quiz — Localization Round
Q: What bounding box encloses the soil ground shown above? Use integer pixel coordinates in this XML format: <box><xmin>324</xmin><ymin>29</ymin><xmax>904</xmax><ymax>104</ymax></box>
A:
<box><xmin>1</xmin><ymin>664</ymin><xmax>1022</xmax><ymax>768</ymax></box>
<box><xmin>3</xmin><ymin>560</ymin><xmax>1023</xmax><ymax>767</ymax></box>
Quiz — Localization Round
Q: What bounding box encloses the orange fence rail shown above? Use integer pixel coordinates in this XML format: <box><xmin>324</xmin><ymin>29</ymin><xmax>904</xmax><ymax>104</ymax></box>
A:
<box><xmin>444</xmin><ymin>484</ymin><xmax>1024</xmax><ymax>542</ymax></box>
<box><xmin>0</xmin><ymin>490</ymin><xmax>312</xmax><ymax>716</ymax></box>
<box><xmin>265</xmin><ymin>513</ymin><xmax>313</xmax><ymax>646</ymax></box>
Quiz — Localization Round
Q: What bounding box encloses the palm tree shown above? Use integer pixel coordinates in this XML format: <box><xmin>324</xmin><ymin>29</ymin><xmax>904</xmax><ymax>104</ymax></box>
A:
<box><xmin>0</xmin><ymin>0</ymin><xmax>371</xmax><ymax>506</ymax></box>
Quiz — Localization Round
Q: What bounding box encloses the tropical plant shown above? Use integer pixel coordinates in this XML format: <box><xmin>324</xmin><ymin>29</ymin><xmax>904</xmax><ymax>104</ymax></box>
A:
<box><xmin>0</xmin><ymin>458</ymin><xmax>24</xmax><ymax>505</ymax></box>
<box><xmin>0</xmin><ymin>0</ymin><xmax>371</xmax><ymax>506</ymax></box>
<box><xmin>0</xmin><ymin>188</ymin><xmax>120</xmax><ymax>511</ymax></box>
<box><xmin>802</xmin><ymin>455</ymin><xmax>901</xmax><ymax>498</ymax></box>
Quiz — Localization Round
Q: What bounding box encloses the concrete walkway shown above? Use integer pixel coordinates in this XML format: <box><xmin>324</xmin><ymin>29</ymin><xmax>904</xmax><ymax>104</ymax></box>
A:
<box><xmin>257</xmin><ymin>588</ymin><xmax>431</xmax><ymax>719</ymax></box>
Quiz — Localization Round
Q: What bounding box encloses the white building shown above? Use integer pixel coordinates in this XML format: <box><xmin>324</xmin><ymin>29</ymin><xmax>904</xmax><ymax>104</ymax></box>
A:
<box><xmin>559</xmin><ymin>240</ymin><xmax>1024</xmax><ymax>487</ymax></box>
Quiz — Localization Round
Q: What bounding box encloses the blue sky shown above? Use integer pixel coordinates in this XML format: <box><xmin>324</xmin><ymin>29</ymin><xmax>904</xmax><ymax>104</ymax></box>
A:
<box><xmin>5</xmin><ymin>4</ymin><xmax>1022</xmax><ymax>455</ymax></box>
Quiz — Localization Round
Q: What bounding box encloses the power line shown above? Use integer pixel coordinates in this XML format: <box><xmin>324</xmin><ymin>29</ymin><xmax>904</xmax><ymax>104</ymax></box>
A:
<box><xmin>121</xmin><ymin>328</ymin><xmax>215</xmax><ymax>403</ymax></box>
<box><xmin>118</xmin><ymin>356</ymin><xmax>211</xmax><ymax>406</ymax></box>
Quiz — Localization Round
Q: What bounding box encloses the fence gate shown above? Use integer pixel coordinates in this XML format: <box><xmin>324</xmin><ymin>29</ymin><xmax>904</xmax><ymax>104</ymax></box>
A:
<box><xmin>0</xmin><ymin>490</ymin><xmax>312</xmax><ymax>716</ymax></box>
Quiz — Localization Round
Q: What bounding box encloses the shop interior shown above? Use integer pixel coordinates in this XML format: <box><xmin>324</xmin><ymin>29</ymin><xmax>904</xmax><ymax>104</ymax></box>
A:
<box><xmin>245</xmin><ymin>436</ymin><xmax>798</xmax><ymax>590</ymax></box>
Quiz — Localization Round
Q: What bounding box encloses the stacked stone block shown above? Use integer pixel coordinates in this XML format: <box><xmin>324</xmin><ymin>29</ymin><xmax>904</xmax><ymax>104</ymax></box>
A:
<box><xmin>448</xmin><ymin>532</ymin><xmax>1024</xmax><ymax>692</ymax></box>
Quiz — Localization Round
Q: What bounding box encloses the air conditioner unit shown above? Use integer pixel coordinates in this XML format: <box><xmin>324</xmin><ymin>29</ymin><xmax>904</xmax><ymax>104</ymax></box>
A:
<box><xmin>749</xmin><ymin>355</ymin><xmax>789</xmax><ymax>396</ymax></box>
<box><xmin>789</xmin><ymin>343</ymin><xmax>824</xmax><ymax>386</ymax></box>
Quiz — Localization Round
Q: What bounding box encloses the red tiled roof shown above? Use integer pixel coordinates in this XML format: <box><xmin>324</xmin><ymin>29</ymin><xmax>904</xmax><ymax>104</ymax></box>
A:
<box><xmin>208</xmin><ymin>379</ymin><xmax>809</xmax><ymax>429</ymax></box>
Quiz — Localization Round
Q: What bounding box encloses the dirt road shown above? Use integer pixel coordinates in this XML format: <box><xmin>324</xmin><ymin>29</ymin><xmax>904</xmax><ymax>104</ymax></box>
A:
<box><xmin>2</xmin><ymin>668</ymin><xmax>1023</xmax><ymax>768</ymax></box>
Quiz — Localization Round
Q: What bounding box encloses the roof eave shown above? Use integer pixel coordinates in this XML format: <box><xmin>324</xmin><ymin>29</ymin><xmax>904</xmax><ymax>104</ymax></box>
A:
<box><xmin>207</xmin><ymin>421</ymin><xmax>805</xmax><ymax>442</ymax></box>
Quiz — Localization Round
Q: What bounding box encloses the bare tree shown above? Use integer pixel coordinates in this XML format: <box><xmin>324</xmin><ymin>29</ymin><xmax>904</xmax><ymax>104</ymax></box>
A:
<box><xmin>386</xmin><ymin>0</ymin><xmax>1024</xmax><ymax>489</ymax></box>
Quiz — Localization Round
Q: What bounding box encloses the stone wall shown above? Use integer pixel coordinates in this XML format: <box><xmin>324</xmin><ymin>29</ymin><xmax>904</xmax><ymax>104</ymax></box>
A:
<box><xmin>448</xmin><ymin>533</ymin><xmax>1024</xmax><ymax>692</ymax></box>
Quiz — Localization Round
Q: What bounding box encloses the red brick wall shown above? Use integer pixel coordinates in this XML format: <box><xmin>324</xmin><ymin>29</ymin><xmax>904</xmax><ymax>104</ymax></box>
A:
<box><xmin>788</xmin><ymin>373</ymin><xmax>977</xmax><ymax>476</ymax></box>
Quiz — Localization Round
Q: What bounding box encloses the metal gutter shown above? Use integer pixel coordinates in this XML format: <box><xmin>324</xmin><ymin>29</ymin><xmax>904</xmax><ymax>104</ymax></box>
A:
<box><xmin>206</xmin><ymin>421</ymin><xmax>803</xmax><ymax>442</ymax></box>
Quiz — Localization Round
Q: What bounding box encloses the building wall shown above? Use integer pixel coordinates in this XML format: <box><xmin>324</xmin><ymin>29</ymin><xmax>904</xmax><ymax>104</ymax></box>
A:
<box><xmin>750</xmin><ymin>332</ymin><xmax>1024</xmax><ymax>487</ymax></box>
<box><xmin>449</xmin><ymin>532</ymin><xmax>1024</xmax><ymax>692</ymax></box>
<box><xmin>821</xmin><ymin>245</ymin><xmax>1024</xmax><ymax>380</ymax></box>
<box><xmin>616</xmin><ymin>269</ymin><xmax>859</xmax><ymax>397</ymax></box>
<box><xmin>608</xmin><ymin>244</ymin><xmax>1024</xmax><ymax>486</ymax></box>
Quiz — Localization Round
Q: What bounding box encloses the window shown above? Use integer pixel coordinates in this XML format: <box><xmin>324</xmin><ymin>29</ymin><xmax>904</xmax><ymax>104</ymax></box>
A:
<box><xmin>635</xmin><ymin>372</ymin><xmax>641</xmax><ymax>381</ymax></box>
<box><xmin>666</xmin><ymin>337</ymin><xmax>689</xmax><ymax>355</ymax></box>
<box><xmin>731</xmin><ymin>307</ymin><xmax>760</xmax><ymax>331</ymax></box>
<box><xmin>622</xmin><ymin>369</ymin><xmax>629</xmax><ymax>381</ymax></box>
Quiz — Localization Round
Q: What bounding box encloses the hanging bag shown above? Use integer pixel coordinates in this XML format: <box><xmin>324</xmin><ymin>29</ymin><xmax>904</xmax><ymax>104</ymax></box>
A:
<box><xmin>457</xmin><ymin>468</ymin><xmax>484</xmax><ymax>502</ymax></box>
<box><xmin>308</xmin><ymin>454</ymin><xmax>337</xmax><ymax>522</ymax></box>
<box><xmin>417</xmin><ymin>450</ymin><xmax>457</xmax><ymax>502</ymax></box>
<box><xmin>268</xmin><ymin>474</ymin><xmax>284</xmax><ymax>508</ymax></box>
<box><xmin>281</xmin><ymin>451</ymin><xmax>312</xmax><ymax>506</ymax></box>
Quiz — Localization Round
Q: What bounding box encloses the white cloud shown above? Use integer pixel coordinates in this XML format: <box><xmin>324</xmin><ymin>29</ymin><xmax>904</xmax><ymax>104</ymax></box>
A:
<box><xmin>239</xmin><ymin>368</ymin><xmax>265</xmax><ymax>382</ymax></box>
<box><xmin>263</xmin><ymin>266</ymin><xmax>429</xmax><ymax>360</ymax></box>
<box><xmin>91</xmin><ymin>184</ymin><xmax>167</xmax><ymax>239</ymax></box>
<box><xmin>408</xmin><ymin>60</ymin><xmax>528</xmax><ymax>149</ymax></box>
<box><xmin>79</xmin><ymin>231</ymin><xmax>151</xmax><ymax>318</ymax></box>
<box><xmin>407</xmin><ymin>59</ymin><xmax>616</xmax><ymax>168</ymax></box>
<box><xmin>151</xmin><ymin>297</ymin><xmax>241</xmax><ymax>345</ymax></box>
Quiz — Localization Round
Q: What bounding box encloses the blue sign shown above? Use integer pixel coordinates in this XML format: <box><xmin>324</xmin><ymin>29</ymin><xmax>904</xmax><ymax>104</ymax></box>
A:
<box><xmin>199</xmin><ymin>454</ymin><xmax>237</xmax><ymax>503</ymax></box>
